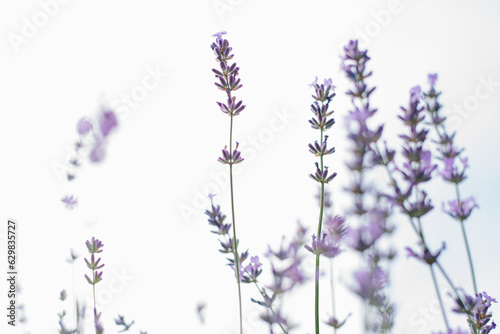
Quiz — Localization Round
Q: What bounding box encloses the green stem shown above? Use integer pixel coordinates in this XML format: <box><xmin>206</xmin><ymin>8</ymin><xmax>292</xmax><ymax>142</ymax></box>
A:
<box><xmin>315</xmin><ymin>129</ymin><xmax>325</xmax><ymax>334</ymax></box>
<box><xmin>252</xmin><ymin>281</ymin><xmax>288</xmax><ymax>334</ymax></box>
<box><xmin>455</xmin><ymin>184</ymin><xmax>478</xmax><ymax>294</ymax></box>
<box><xmin>330</xmin><ymin>260</ymin><xmax>336</xmax><ymax>334</ymax></box>
<box><xmin>430</xmin><ymin>265</ymin><xmax>450</xmax><ymax>332</ymax></box>
<box><xmin>229</xmin><ymin>114</ymin><xmax>243</xmax><ymax>334</ymax></box>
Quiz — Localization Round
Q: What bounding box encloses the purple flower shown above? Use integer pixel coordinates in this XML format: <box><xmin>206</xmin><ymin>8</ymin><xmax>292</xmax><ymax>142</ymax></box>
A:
<box><xmin>442</xmin><ymin>197</ymin><xmax>478</xmax><ymax>221</ymax></box>
<box><xmin>347</xmin><ymin>217</ymin><xmax>385</xmax><ymax>252</ymax></box>
<box><xmin>61</xmin><ymin>195</ymin><xmax>78</xmax><ymax>209</ymax></box>
<box><xmin>304</xmin><ymin>233</ymin><xmax>341</xmax><ymax>258</ymax></box>
<box><xmin>89</xmin><ymin>142</ymin><xmax>106</xmax><ymax>163</ymax></box>
<box><xmin>85</xmin><ymin>237</ymin><xmax>104</xmax><ymax>253</ymax></box>
<box><xmin>308</xmin><ymin>135</ymin><xmax>335</xmax><ymax>157</ymax></box>
<box><xmin>76</xmin><ymin>117</ymin><xmax>93</xmax><ymax>135</ymax></box>
<box><xmin>324</xmin><ymin>215</ymin><xmax>349</xmax><ymax>243</ymax></box>
<box><xmin>351</xmin><ymin>267</ymin><xmax>387</xmax><ymax>306</ymax></box>
<box><xmin>452</xmin><ymin>291</ymin><xmax>497</xmax><ymax>333</ymax></box>
<box><xmin>99</xmin><ymin>109</ymin><xmax>118</xmax><ymax>137</ymax></box>
<box><xmin>428</xmin><ymin>73</ymin><xmax>438</xmax><ymax>87</ymax></box>
<box><xmin>217</xmin><ymin>142</ymin><xmax>244</xmax><ymax>165</ymax></box>
<box><xmin>410</xmin><ymin>85</ymin><xmax>423</xmax><ymax>103</ymax></box>
<box><xmin>440</xmin><ymin>156</ymin><xmax>468</xmax><ymax>184</ymax></box>
<box><xmin>309</xmin><ymin>162</ymin><xmax>337</xmax><ymax>184</ymax></box>
<box><xmin>241</xmin><ymin>256</ymin><xmax>263</xmax><ymax>283</ymax></box>
<box><xmin>212</xmin><ymin>31</ymin><xmax>227</xmax><ymax>40</ymax></box>
<box><xmin>324</xmin><ymin>314</ymin><xmax>350</xmax><ymax>329</ymax></box>
<box><xmin>405</xmin><ymin>242</ymin><xmax>445</xmax><ymax>265</ymax></box>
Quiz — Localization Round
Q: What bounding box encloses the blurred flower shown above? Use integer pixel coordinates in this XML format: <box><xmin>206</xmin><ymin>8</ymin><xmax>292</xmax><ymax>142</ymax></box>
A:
<box><xmin>99</xmin><ymin>109</ymin><xmax>118</xmax><ymax>137</ymax></box>
<box><xmin>443</xmin><ymin>197</ymin><xmax>478</xmax><ymax>221</ymax></box>
<box><xmin>61</xmin><ymin>195</ymin><xmax>78</xmax><ymax>209</ymax></box>
<box><xmin>76</xmin><ymin>117</ymin><xmax>93</xmax><ymax>135</ymax></box>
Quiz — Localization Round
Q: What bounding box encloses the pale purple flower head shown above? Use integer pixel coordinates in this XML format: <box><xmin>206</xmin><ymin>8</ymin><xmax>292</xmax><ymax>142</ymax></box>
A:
<box><xmin>405</xmin><ymin>242</ymin><xmax>445</xmax><ymax>265</ymax></box>
<box><xmin>61</xmin><ymin>195</ymin><xmax>78</xmax><ymax>209</ymax></box>
<box><xmin>76</xmin><ymin>117</ymin><xmax>93</xmax><ymax>135</ymax></box>
<box><xmin>410</xmin><ymin>85</ymin><xmax>423</xmax><ymax>103</ymax></box>
<box><xmin>428</xmin><ymin>73</ymin><xmax>438</xmax><ymax>87</ymax></box>
<box><xmin>442</xmin><ymin>197</ymin><xmax>478</xmax><ymax>221</ymax></box>
<box><xmin>351</xmin><ymin>267</ymin><xmax>387</xmax><ymax>305</ymax></box>
<box><xmin>99</xmin><ymin>109</ymin><xmax>118</xmax><ymax>137</ymax></box>
<box><xmin>89</xmin><ymin>142</ymin><xmax>106</xmax><ymax>163</ymax></box>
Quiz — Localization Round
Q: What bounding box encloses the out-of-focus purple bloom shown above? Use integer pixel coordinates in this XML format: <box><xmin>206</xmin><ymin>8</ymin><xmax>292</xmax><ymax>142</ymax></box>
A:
<box><xmin>324</xmin><ymin>215</ymin><xmax>349</xmax><ymax>243</ymax></box>
<box><xmin>89</xmin><ymin>142</ymin><xmax>106</xmax><ymax>163</ymax></box>
<box><xmin>405</xmin><ymin>242</ymin><xmax>445</xmax><ymax>265</ymax></box>
<box><xmin>61</xmin><ymin>195</ymin><xmax>78</xmax><ymax>209</ymax></box>
<box><xmin>324</xmin><ymin>313</ymin><xmax>350</xmax><ymax>329</ymax></box>
<box><xmin>351</xmin><ymin>267</ymin><xmax>387</xmax><ymax>306</ymax></box>
<box><xmin>212</xmin><ymin>31</ymin><xmax>227</xmax><ymax>39</ymax></box>
<box><xmin>217</xmin><ymin>142</ymin><xmax>244</xmax><ymax>165</ymax></box>
<box><xmin>347</xmin><ymin>217</ymin><xmax>385</xmax><ymax>252</ymax></box>
<box><xmin>251</xmin><ymin>288</ymin><xmax>276</xmax><ymax>308</ymax></box>
<box><xmin>442</xmin><ymin>197</ymin><xmax>478</xmax><ymax>221</ymax></box>
<box><xmin>440</xmin><ymin>156</ymin><xmax>468</xmax><ymax>184</ymax></box>
<box><xmin>410</xmin><ymin>85</ymin><xmax>423</xmax><ymax>103</ymax></box>
<box><xmin>98</xmin><ymin>109</ymin><xmax>118</xmax><ymax>137</ymax></box>
<box><xmin>428</xmin><ymin>73</ymin><xmax>438</xmax><ymax>87</ymax></box>
<box><xmin>76</xmin><ymin>117</ymin><xmax>93</xmax><ymax>135</ymax></box>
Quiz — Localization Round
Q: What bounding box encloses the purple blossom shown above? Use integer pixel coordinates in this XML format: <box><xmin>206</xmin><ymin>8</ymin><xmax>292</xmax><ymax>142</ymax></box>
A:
<box><xmin>309</xmin><ymin>162</ymin><xmax>337</xmax><ymax>184</ymax></box>
<box><xmin>347</xmin><ymin>217</ymin><xmax>385</xmax><ymax>252</ymax></box>
<box><xmin>324</xmin><ymin>314</ymin><xmax>350</xmax><ymax>329</ymax></box>
<box><xmin>61</xmin><ymin>195</ymin><xmax>78</xmax><ymax>209</ymax></box>
<box><xmin>442</xmin><ymin>197</ymin><xmax>478</xmax><ymax>221</ymax></box>
<box><xmin>212</xmin><ymin>31</ymin><xmax>227</xmax><ymax>39</ymax></box>
<box><xmin>324</xmin><ymin>215</ymin><xmax>349</xmax><ymax>243</ymax></box>
<box><xmin>351</xmin><ymin>267</ymin><xmax>387</xmax><ymax>306</ymax></box>
<box><xmin>89</xmin><ymin>141</ymin><xmax>106</xmax><ymax>163</ymax></box>
<box><xmin>405</xmin><ymin>242</ymin><xmax>445</xmax><ymax>265</ymax></box>
<box><xmin>304</xmin><ymin>233</ymin><xmax>341</xmax><ymax>258</ymax></box>
<box><xmin>76</xmin><ymin>117</ymin><xmax>93</xmax><ymax>135</ymax></box>
<box><xmin>241</xmin><ymin>256</ymin><xmax>263</xmax><ymax>283</ymax></box>
<box><xmin>440</xmin><ymin>156</ymin><xmax>468</xmax><ymax>184</ymax></box>
<box><xmin>410</xmin><ymin>85</ymin><xmax>423</xmax><ymax>103</ymax></box>
<box><xmin>98</xmin><ymin>109</ymin><xmax>118</xmax><ymax>137</ymax></box>
<box><xmin>452</xmin><ymin>291</ymin><xmax>497</xmax><ymax>333</ymax></box>
<box><xmin>428</xmin><ymin>73</ymin><xmax>438</xmax><ymax>87</ymax></box>
<box><xmin>217</xmin><ymin>142</ymin><xmax>244</xmax><ymax>165</ymax></box>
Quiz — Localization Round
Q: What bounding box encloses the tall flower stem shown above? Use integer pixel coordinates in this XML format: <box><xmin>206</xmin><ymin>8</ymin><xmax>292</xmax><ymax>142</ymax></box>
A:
<box><xmin>315</xmin><ymin>181</ymin><xmax>325</xmax><ymax>334</ymax></box>
<box><xmin>455</xmin><ymin>184</ymin><xmax>478</xmax><ymax>294</ymax></box>
<box><xmin>329</xmin><ymin>260</ymin><xmax>336</xmax><ymax>334</ymax></box>
<box><xmin>430</xmin><ymin>265</ymin><xmax>450</xmax><ymax>331</ymax></box>
<box><xmin>229</xmin><ymin>114</ymin><xmax>243</xmax><ymax>334</ymax></box>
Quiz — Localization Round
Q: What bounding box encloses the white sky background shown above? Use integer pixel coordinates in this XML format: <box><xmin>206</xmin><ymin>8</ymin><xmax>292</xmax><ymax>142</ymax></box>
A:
<box><xmin>1</xmin><ymin>0</ymin><xmax>500</xmax><ymax>333</ymax></box>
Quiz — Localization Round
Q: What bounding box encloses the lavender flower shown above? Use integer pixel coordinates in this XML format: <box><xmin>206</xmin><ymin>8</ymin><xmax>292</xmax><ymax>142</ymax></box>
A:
<box><xmin>217</xmin><ymin>142</ymin><xmax>244</xmax><ymax>165</ymax></box>
<box><xmin>61</xmin><ymin>195</ymin><xmax>78</xmax><ymax>209</ymax></box>
<box><xmin>452</xmin><ymin>291</ymin><xmax>497</xmax><ymax>333</ymax></box>
<box><xmin>405</xmin><ymin>242</ymin><xmax>446</xmax><ymax>265</ymax></box>
<box><xmin>77</xmin><ymin>117</ymin><xmax>93</xmax><ymax>135</ymax></box>
<box><xmin>351</xmin><ymin>267</ymin><xmax>387</xmax><ymax>306</ymax></box>
<box><xmin>115</xmin><ymin>314</ymin><xmax>135</xmax><ymax>332</ymax></box>
<box><xmin>323</xmin><ymin>215</ymin><xmax>349</xmax><ymax>243</ymax></box>
<box><xmin>324</xmin><ymin>314</ymin><xmax>350</xmax><ymax>329</ymax></box>
<box><xmin>304</xmin><ymin>233</ymin><xmax>341</xmax><ymax>258</ymax></box>
<box><xmin>99</xmin><ymin>109</ymin><xmax>118</xmax><ymax>137</ymax></box>
<box><xmin>84</xmin><ymin>237</ymin><xmax>105</xmax><ymax>334</ymax></box>
<box><xmin>442</xmin><ymin>197</ymin><xmax>478</xmax><ymax>221</ymax></box>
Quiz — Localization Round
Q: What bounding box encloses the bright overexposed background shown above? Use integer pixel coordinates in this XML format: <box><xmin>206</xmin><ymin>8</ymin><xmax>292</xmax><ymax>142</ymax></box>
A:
<box><xmin>1</xmin><ymin>0</ymin><xmax>499</xmax><ymax>333</ymax></box>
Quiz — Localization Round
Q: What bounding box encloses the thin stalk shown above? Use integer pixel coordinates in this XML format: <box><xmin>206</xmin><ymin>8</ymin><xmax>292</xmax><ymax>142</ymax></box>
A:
<box><xmin>435</xmin><ymin>261</ymin><xmax>461</xmax><ymax>300</ymax></box>
<box><xmin>229</xmin><ymin>113</ymin><xmax>243</xmax><ymax>334</ymax></box>
<box><xmin>455</xmin><ymin>184</ymin><xmax>478</xmax><ymax>294</ymax></box>
<box><xmin>251</xmin><ymin>281</ymin><xmax>288</xmax><ymax>334</ymax></box>
<box><xmin>92</xmin><ymin>268</ymin><xmax>97</xmax><ymax>334</ymax></box>
<box><xmin>430</xmin><ymin>265</ymin><xmax>450</xmax><ymax>331</ymax></box>
<box><xmin>315</xmin><ymin>129</ymin><xmax>325</xmax><ymax>334</ymax></box>
<box><xmin>329</xmin><ymin>260</ymin><xmax>336</xmax><ymax>334</ymax></box>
